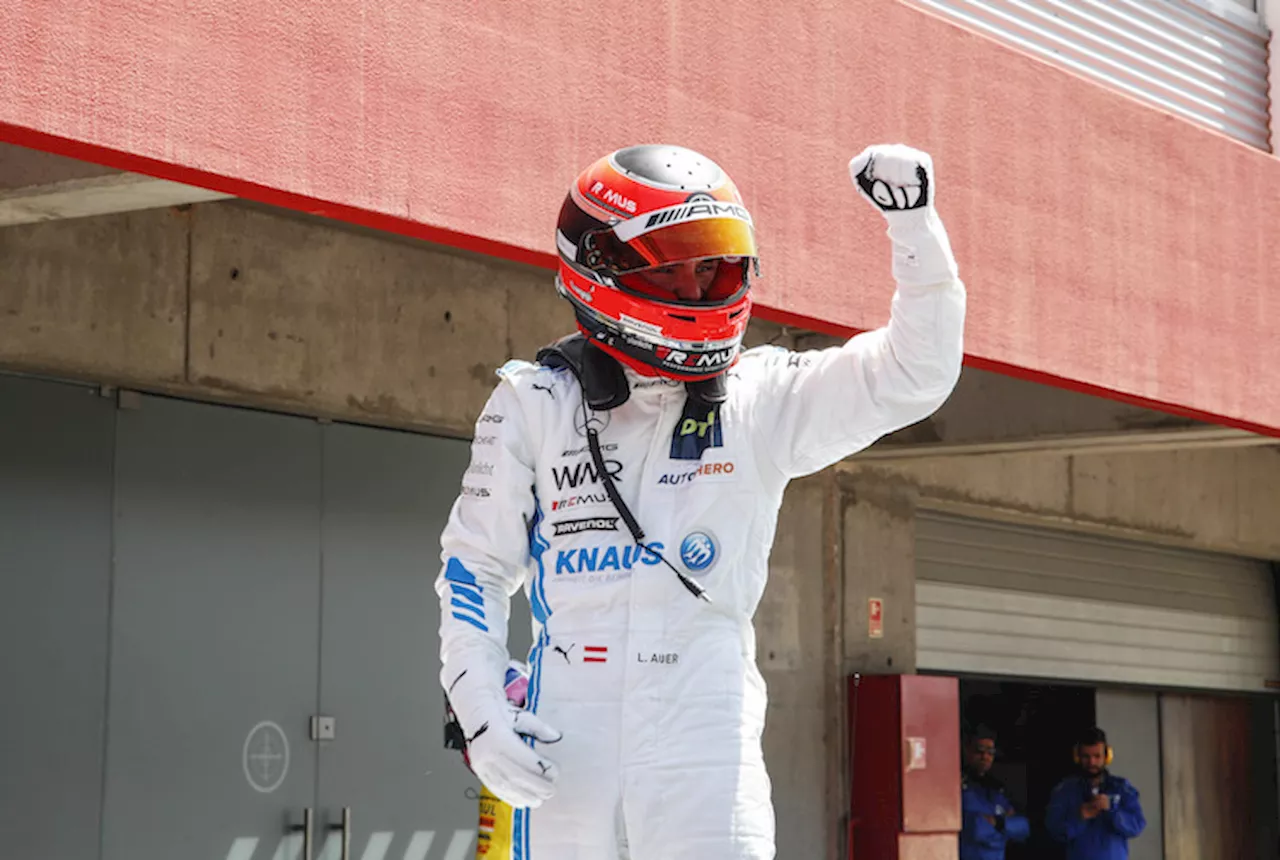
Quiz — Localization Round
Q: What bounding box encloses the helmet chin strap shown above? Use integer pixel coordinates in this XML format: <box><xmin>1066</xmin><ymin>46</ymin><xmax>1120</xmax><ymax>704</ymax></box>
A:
<box><xmin>538</xmin><ymin>333</ymin><xmax>631</xmax><ymax>411</ymax></box>
<box><xmin>548</xmin><ymin>320</ymin><xmax>731</xmax><ymax>411</ymax></box>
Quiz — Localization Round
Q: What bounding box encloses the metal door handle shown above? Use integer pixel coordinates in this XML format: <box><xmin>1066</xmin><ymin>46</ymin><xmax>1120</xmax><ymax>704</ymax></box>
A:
<box><xmin>329</xmin><ymin>807</ymin><xmax>351</xmax><ymax>860</ymax></box>
<box><xmin>290</xmin><ymin>808</ymin><xmax>313</xmax><ymax>860</ymax></box>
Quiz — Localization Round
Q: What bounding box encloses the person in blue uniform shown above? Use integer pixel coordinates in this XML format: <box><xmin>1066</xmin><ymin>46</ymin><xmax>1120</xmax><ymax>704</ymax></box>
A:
<box><xmin>960</xmin><ymin>726</ymin><xmax>1030</xmax><ymax>860</ymax></box>
<box><xmin>1045</xmin><ymin>727</ymin><xmax>1145</xmax><ymax>860</ymax></box>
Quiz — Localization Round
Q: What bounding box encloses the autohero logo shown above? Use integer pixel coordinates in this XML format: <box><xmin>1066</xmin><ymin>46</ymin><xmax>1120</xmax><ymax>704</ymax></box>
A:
<box><xmin>670</xmin><ymin>402</ymin><xmax>723</xmax><ymax>460</ymax></box>
<box><xmin>589</xmin><ymin>180</ymin><xmax>638</xmax><ymax>214</ymax></box>
<box><xmin>552</xmin><ymin>517</ymin><xmax>619</xmax><ymax>536</ymax></box>
<box><xmin>657</xmin><ymin>460</ymin><xmax>737</xmax><ymax>486</ymax></box>
<box><xmin>552</xmin><ymin>459</ymin><xmax>623</xmax><ymax>490</ymax></box>
<box><xmin>556</xmin><ymin>543</ymin><xmax>665</xmax><ymax>575</ymax></box>
<box><xmin>680</xmin><ymin>531</ymin><xmax>719</xmax><ymax>574</ymax></box>
<box><xmin>551</xmin><ymin>492</ymin><xmax>610</xmax><ymax>511</ymax></box>
<box><xmin>655</xmin><ymin>346</ymin><xmax>736</xmax><ymax>370</ymax></box>
<box><xmin>644</xmin><ymin>202</ymin><xmax>751</xmax><ymax>230</ymax></box>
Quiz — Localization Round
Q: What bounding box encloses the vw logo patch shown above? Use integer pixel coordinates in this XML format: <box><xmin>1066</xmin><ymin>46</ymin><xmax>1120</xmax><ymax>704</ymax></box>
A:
<box><xmin>680</xmin><ymin>531</ymin><xmax>718</xmax><ymax>574</ymax></box>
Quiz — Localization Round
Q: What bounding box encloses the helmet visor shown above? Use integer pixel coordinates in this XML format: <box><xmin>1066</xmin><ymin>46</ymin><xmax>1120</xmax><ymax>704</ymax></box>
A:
<box><xmin>583</xmin><ymin>200</ymin><xmax>757</xmax><ymax>275</ymax></box>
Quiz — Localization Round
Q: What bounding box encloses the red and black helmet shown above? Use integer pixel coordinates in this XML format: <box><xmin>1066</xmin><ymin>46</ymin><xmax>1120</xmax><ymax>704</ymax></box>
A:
<box><xmin>554</xmin><ymin>144</ymin><xmax>759</xmax><ymax>381</ymax></box>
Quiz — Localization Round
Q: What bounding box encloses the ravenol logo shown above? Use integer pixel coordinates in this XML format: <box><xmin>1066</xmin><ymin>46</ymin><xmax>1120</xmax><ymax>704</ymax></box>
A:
<box><xmin>680</xmin><ymin>531</ymin><xmax>718</xmax><ymax>574</ymax></box>
<box><xmin>670</xmin><ymin>402</ymin><xmax>723</xmax><ymax>460</ymax></box>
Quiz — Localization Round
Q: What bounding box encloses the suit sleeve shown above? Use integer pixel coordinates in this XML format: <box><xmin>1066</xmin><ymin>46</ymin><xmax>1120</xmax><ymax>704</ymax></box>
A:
<box><xmin>1045</xmin><ymin>782</ymin><xmax>1087</xmax><ymax>844</ymax></box>
<box><xmin>993</xmin><ymin>787</ymin><xmax>1031</xmax><ymax>842</ymax></box>
<box><xmin>1002</xmin><ymin>812</ymin><xmax>1031</xmax><ymax>842</ymax></box>
<box><xmin>1108</xmin><ymin>782</ymin><xmax>1147</xmax><ymax>838</ymax></box>
<box><xmin>435</xmin><ymin>378</ymin><xmax>538</xmax><ymax>733</ymax></box>
<box><xmin>962</xmin><ymin>811</ymin><xmax>1002</xmax><ymax>848</ymax></box>
<box><xmin>751</xmin><ymin>209</ymin><xmax>965</xmax><ymax>479</ymax></box>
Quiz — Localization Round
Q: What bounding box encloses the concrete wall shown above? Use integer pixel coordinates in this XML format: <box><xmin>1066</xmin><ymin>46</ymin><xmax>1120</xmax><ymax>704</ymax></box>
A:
<box><xmin>848</xmin><ymin>448</ymin><xmax>1280</xmax><ymax>560</ymax></box>
<box><xmin>6</xmin><ymin>200</ymin><xmax>1278</xmax><ymax>860</ymax></box>
<box><xmin>0</xmin><ymin>201</ymin><xmax>851</xmax><ymax>860</ymax></box>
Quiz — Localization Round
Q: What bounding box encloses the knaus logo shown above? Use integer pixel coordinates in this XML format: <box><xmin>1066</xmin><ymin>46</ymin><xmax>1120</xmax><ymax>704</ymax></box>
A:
<box><xmin>556</xmin><ymin>543</ymin><xmax>664</xmax><ymax>574</ymax></box>
<box><xmin>552</xmin><ymin>459</ymin><xmax>622</xmax><ymax>490</ymax></box>
<box><xmin>223</xmin><ymin>829</ymin><xmax>474</xmax><ymax>860</ymax></box>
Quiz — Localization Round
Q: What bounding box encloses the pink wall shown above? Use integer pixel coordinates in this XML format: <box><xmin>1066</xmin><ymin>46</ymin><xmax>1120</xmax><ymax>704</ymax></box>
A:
<box><xmin>2</xmin><ymin>0</ymin><xmax>1276</xmax><ymax>434</ymax></box>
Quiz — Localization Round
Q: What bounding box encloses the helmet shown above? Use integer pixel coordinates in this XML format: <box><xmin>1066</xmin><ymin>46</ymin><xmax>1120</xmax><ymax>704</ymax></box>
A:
<box><xmin>554</xmin><ymin>144</ymin><xmax>759</xmax><ymax>382</ymax></box>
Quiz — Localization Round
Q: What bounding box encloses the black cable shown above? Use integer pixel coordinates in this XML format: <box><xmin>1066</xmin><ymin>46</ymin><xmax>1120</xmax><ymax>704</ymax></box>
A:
<box><xmin>554</xmin><ymin>350</ymin><xmax>710</xmax><ymax>603</ymax></box>
<box><xmin>585</xmin><ymin>415</ymin><xmax>709</xmax><ymax>603</ymax></box>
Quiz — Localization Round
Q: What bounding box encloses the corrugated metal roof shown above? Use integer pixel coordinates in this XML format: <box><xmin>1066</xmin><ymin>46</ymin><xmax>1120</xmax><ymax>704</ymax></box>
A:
<box><xmin>913</xmin><ymin>0</ymin><xmax>1272</xmax><ymax>150</ymax></box>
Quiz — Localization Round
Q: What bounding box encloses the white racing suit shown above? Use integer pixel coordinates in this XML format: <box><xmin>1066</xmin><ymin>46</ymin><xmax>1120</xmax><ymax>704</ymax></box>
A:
<box><xmin>436</xmin><ymin>210</ymin><xmax>965</xmax><ymax>859</ymax></box>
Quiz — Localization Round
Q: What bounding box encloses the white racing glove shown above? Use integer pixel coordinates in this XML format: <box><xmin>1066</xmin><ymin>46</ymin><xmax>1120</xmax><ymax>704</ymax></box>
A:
<box><xmin>849</xmin><ymin>144</ymin><xmax>959</xmax><ymax>288</ymax></box>
<box><xmin>447</xmin><ymin>667</ymin><xmax>562</xmax><ymax>808</ymax></box>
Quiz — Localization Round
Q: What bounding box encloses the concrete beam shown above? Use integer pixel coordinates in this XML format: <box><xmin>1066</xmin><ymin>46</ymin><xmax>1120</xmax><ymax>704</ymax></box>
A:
<box><xmin>857</xmin><ymin>425</ymin><xmax>1275</xmax><ymax>460</ymax></box>
<box><xmin>863</xmin><ymin>359</ymin><xmax>1277</xmax><ymax>457</ymax></box>
<box><xmin>0</xmin><ymin>172</ymin><xmax>232</xmax><ymax>226</ymax></box>
<box><xmin>0</xmin><ymin>142</ymin><xmax>118</xmax><ymax>189</ymax></box>
<box><xmin>0</xmin><ymin>208</ymin><xmax>189</xmax><ymax>384</ymax></box>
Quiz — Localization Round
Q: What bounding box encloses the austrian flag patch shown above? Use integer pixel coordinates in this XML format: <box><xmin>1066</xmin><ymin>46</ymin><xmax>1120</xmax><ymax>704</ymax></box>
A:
<box><xmin>583</xmin><ymin>646</ymin><xmax>608</xmax><ymax>664</ymax></box>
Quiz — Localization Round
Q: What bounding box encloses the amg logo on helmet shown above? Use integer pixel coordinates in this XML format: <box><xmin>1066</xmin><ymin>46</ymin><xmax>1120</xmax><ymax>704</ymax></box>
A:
<box><xmin>644</xmin><ymin>202</ymin><xmax>751</xmax><ymax>230</ymax></box>
<box><xmin>590</xmin><ymin>180</ymin><xmax>638</xmax><ymax>214</ymax></box>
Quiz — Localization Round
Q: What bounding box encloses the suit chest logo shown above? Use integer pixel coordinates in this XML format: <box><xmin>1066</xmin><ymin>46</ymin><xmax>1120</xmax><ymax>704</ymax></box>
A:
<box><xmin>670</xmin><ymin>401</ymin><xmax>723</xmax><ymax>460</ymax></box>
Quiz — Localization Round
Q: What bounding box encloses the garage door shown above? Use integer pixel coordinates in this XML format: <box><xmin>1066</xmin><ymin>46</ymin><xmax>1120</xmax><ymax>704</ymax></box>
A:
<box><xmin>915</xmin><ymin>511</ymin><xmax>1280</xmax><ymax>693</ymax></box>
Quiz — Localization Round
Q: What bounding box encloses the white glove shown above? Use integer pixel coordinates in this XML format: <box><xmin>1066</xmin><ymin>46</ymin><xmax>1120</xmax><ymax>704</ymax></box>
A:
<box><xmin>849</xmin><ymin>143</ymin><xmax>958</xmax><ymax>288</ymax></box>
<box><xmin>447</xmin><ymin>663</ymin><xmax>562</xmax><ymax>808</ymax></box>
<box><xmin>465</xmin><ymin>704</ymin><xmax>562</xmax><ymax>808</ymax></box>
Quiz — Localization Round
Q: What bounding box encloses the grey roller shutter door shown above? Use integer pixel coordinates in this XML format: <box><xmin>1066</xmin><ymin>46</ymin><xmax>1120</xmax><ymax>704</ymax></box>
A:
<box><xmin>915</xmin><ymin>511</ymin><xmax>1279</xmax><ymax>692</ymax></box>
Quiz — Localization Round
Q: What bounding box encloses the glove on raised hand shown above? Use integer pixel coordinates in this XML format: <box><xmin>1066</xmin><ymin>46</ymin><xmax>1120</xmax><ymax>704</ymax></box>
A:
<box><xmin>849</xmin><ymin>143</ymin><xmax>958</xmax><ymax>288</ymax></box>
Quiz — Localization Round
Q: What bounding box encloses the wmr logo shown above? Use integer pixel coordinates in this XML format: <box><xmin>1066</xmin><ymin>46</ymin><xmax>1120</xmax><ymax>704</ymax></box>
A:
<box><xmin>552</xmin><ymin>459</ymin><xmax>622</xmax><ymax>490</ymax></box>
<box><xmin>670</xmin><ymin>402</ymin><xmax>723</xmax><ymax>460</ymax></box>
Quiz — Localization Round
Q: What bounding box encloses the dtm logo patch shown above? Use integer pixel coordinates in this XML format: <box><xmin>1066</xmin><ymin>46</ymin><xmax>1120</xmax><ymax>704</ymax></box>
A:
<box><xmin>670</xmin><ymin>401</ymin><xmax>723</xmax><ymax>460</ymax></box>
<box><xmin>680</xmin><ymin>531</ymin><xmax>719</xmax><ymax>575</ymax></box>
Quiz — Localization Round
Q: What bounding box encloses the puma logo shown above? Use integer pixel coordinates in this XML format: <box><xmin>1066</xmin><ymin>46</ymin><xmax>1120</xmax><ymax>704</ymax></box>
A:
<box><xmin>553</xmin><ymin>643</ymin><xmax>576</xmax><ymax>664</ymax></box>
<box><xmin>532</xmin><ymin>384</ymin><xmax>556</xmax><ymax>400</ymax></box>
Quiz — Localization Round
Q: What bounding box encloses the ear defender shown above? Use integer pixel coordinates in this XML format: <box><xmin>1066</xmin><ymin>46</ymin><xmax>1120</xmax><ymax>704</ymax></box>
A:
<box><xmin>1072</xmin><ymin>744</ymin><xmax>1114</xmax><ymax>766</ymax></box>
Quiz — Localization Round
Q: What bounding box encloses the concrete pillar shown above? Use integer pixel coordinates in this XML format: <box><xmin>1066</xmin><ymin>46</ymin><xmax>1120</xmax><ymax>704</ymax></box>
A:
<box><xmin>758</xmin><ymin>473</ymin><xmax>844</xmax><ymax>860</ymax></box>
<box><xmin>841</xmin><ymin>474</ymin><xmax>917</xmax><ymax>674</ymax></box>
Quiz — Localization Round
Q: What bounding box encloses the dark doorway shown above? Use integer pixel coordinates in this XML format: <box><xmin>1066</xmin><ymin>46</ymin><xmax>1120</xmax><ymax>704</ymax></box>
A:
<box><xmin>960</xmin><ymin>678</ymin><xmax>1096</xmax><ymax>860</ymax></box>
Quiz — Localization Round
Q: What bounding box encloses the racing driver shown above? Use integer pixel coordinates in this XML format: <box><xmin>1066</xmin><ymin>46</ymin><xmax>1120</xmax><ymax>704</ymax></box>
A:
<box><xmin>435</xmin><ymin>142</ymin><xmax>966</xmax><ymax>859</ymax></box>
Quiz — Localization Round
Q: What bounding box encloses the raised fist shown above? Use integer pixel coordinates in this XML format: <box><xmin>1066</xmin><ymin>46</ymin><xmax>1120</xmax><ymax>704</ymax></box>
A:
<box><xmin>849</xmin><ymin>144</ymin><xmax>934</xmax><ymax>213</ymax></box>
